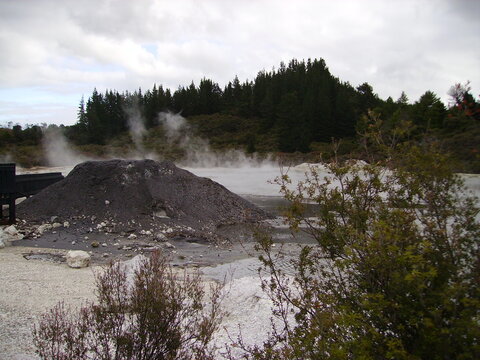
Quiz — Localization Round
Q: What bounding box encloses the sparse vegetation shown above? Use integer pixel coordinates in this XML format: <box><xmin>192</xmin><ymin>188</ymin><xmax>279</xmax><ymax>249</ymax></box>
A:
<box><xmin>33</xmin><ymin>252</ymin><xmax>224</xmax><ymax>360</ymax></box>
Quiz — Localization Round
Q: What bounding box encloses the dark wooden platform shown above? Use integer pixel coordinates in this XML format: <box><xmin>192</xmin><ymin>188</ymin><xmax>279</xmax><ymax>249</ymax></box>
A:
<box><xmin>1</xmin><ymin>163</ymin><xmax>64</xmax><ymax>224</ymax></box>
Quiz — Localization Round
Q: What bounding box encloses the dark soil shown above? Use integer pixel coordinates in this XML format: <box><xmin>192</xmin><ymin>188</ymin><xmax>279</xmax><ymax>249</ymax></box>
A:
<box><xmin>17</xmin><ymin>159</ymin><xmax>271</xmax><ymax>238</ymax></box>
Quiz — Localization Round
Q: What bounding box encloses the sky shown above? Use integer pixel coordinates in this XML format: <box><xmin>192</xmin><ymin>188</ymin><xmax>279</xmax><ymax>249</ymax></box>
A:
<box><xmin>0</xmin><ymin>0</ymin><xmax>479</xmax><ymax>127</ymax></box>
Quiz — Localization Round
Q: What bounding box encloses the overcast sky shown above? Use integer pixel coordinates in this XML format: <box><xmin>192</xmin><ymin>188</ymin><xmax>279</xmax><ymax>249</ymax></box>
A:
<box><xmin>0</xmin><ymin>0</ymin><xmax>479</xmax><ymax>127</ymax></box>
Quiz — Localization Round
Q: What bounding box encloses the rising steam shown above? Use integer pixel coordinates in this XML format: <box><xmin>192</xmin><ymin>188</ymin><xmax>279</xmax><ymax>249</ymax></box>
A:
<box><xmin>158</xmin><ymin>111</ymin><xmax>273</xmax><ymax>168</ymax></box>
<box><xmin>41</xmin><ymin>110</ymin><xmax>273</xmax><ymax>169</ymax></box>
<box><xmin>43</xmin><ymin>127</ymin><xmax>87</xmax><ymax>166</ymax></box>
<box><xmin>125</xmin><ymin>105</ymin><xmax>147</xmax><ymax>157</ymax></box>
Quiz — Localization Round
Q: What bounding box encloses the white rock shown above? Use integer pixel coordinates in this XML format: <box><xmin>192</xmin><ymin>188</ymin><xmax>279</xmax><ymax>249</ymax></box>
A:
<box><xmin>52</xmin><ymin>222</ymin><xmax>62</xmax><ymax>229</ymax></box>
<box><xmin>66</xmin><ymin>250</ymin><xmax>91</xmax><ymax>268</ymax></box>
<box><xmin>4</xmin><ymin>225</ymin><xmax>18</xmax><ymax>236</ymax></box>
<box><xmin>155</xmin><ymin>233</ymin><xmax>167</xmax><ymax>241</ymax></box>
<box><xmin>105</xmin><ymin>200</ymin><xmax>110</xmax><ymax>205</ymax></box>
<box><xmin>37</xmin><ymin>224</ymin><xmax>52</xmax><ymax>234</ymax></box>
<box><xmin>0</xmin><ymin>238</ymin><xmax>5</xmax><ymax>249</ymax></box>
<box><xmin>3</xmin><ymin>225</ymin><xmax>24</xmax><ymax>240</ymax></box>
<box><xmin>153</xmin><ymin>209</ymin><xmax>169</xmax><ymax>218</ymax></box>
<box><xmin>164</xmin><ymin>242</ymin><xmax>175</xmax><ymax>249</ymax></box>
<box><xmin>145</xmin><ymin>230</ymin><xmax>152</xmax><ymax>236</ymax></box>
<box><xmin>102</xmin><ymin>243</ymin><xmax>107</xmax><ymax>247</ymax></box>
<box><xmin>63</xmin><ymin>221</ymin><xmax>70</xmax><ymax>228</ymax></box>
<box><xmin>128</xmin><ymin>234</ymin><xmax>137</xmax><ymax>240</ymax></box>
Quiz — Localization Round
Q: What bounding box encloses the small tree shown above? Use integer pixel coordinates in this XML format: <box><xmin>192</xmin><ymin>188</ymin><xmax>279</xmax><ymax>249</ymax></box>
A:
<box><xmin>241</xmin><ymin>116</ymin><xmax>480</xmax><ymax>359</ymax></box>
<box><xmin>33</xmin><ymin>252</ymin><xmax>223</xmax><ymax>360</ymax></box>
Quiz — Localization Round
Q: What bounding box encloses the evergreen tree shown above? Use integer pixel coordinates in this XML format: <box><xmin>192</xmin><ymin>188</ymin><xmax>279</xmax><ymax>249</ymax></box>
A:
<box><xmin>412</xmin><ymin>91</ymin><xmax>446</xmax><ymax>130</ymax></box>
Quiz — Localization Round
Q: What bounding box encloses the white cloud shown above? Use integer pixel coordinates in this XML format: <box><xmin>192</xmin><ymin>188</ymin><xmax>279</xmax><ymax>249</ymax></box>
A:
<box><xmin>0</xmin><ymin>0</ymin><xmax>478</xmax><ymax>125</ymax></box>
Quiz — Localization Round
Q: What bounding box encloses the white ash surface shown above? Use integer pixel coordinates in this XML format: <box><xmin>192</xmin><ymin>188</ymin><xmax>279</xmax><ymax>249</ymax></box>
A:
<box><xmin>0</xmin><ymin>247</ymin><xmax>97</xmax><ymax>359</ymax></box>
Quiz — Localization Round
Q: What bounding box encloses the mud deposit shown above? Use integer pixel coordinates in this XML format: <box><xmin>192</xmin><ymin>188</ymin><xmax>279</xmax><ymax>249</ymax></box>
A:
<box><xmin>14</xmin><ymin>159</ymin><xmax>272</xmax><ymax>264</ymax></box>
<box><xmin>18</xmin><ymin>159</ymin><xmax>269</xmax><ymax>230</ymax></box>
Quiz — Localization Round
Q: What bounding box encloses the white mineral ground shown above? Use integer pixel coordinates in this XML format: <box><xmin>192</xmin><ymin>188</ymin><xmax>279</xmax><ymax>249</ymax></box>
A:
<box><xmin>0</xmin><ymin>247</ymin><xmax>97</xmax><ymax>359</ymax></box>
<box><xmin>2</xmin><ymin>163</ymin><xmax>479</xmax><ymax>359</ymax></box>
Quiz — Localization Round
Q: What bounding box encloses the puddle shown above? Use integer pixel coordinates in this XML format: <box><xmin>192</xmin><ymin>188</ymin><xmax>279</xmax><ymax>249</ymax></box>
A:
<box><xmin>23</xmin><ymin>252</ymin><xmax>66</xmax><ymax>263</ymax></box>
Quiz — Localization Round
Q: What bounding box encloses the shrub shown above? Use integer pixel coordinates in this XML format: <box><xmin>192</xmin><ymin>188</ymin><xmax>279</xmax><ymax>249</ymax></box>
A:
<box><xmin>33</xmin><ymin>252</ymin><xmax>223</xmax><ymax>360</ymax></box>
<box><xmin>241</xmin><ymin>117</ymin><xmax>480</xmax><ymax>359</ymax></box>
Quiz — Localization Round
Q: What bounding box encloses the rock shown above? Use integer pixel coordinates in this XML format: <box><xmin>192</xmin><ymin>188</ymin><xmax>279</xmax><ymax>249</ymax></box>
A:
<box><xmin>155</xmin><ymin>233</ymin><xmax>167</xmax><ymax>241</ymax></box>
<box><xmin>0</xmin><ymin>238</ymin><xmax>5</xmax><ymax>249</ymax></box>
<box><xmin>105</xmin><ymin>200</ymin><xmax>110</xmax><ymax>205</ymax></box>
<box><xmin>66</xmin><ymin>250</ymin><xmax>91</xmax><ymax>268</ymax></box>
<box><xmin>101</xmin><ymin>243</ymin><xmax>107</xmax><ymax>247</ymax></box>
<box><xmin>91</xmin><ymin>241</ymin><xmax>100</xmax><ymax>248</ymax></box>
<box><xmin>4</xmin><ymin>225</ymin><xmax>17</xmax><ymax>236</ymax></box>
<box><xmin>3</xmin><ymin>225</ymin><xmax>24</xmax><ymax>240</ymax></box>
<box><xmin>154</xmin><ymin>209</ymin><xmax>169</xmax><ymax>218</ymax></box>
<box><xmin>63</xmin><ymin>221</ymin><xmax>70</xmax><ymax>228</ymax></box>
<box><xmin>50</xmin><ymin>216</ymin><xmax>58</xmax><ymax>222</ymax></box>
<box><xmin>37</xmin><ymin>224</ymin><xmax>52</xmax><ymax>234</ymax></box>
<box><xmin>52</xmin><ymin>222</ymin><xmax>62</xmax><ymax>229</ymax></box>
<box><xmin>128</xmin><ymin>234</ymin><xmax>137</xmax><ymax>240</ymax></box>
<box><xmin>164</xmin><ymin>241</ymin><xmax>175</xmax><ymax>249</ymax></box>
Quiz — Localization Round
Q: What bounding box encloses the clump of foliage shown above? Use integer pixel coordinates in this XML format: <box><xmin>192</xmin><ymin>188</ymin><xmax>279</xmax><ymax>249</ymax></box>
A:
<box><xmin>241</xmin><ymin>116</ymin><xmax>480</xmax><ymax>359</ymax></box>
<box><xmin>33</xmin><ymin>252</ymin><xmax>224</xmax><ymax>360</ymax></box>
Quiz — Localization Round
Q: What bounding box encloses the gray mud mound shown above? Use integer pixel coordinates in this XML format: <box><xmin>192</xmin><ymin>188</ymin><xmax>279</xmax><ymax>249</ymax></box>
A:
<box><xmin>17</xmin><ymin>159</ymin><xmax>270</xmax><ymax>231</ymax></box>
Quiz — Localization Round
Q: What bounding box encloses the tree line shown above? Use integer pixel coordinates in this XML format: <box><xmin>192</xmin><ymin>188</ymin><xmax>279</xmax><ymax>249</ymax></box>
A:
<box><xmin>2</xmin><ymin>58</ymin><xmax>479</xmax><ymax>155</ymax></box>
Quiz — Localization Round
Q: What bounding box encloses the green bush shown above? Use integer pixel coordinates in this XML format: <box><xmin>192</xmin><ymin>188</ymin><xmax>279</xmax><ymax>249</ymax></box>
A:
<box><xmin>242</xmin><ymin>118</ymin><xmax>480</xmax><ymax>359</ymax></box>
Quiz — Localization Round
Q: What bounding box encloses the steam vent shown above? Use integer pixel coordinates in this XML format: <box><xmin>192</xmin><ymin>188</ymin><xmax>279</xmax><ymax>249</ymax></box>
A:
<box><xmin>17</xmin><ymin>159</ymin><xmax>270</xmax><ymax>232</ymax></box>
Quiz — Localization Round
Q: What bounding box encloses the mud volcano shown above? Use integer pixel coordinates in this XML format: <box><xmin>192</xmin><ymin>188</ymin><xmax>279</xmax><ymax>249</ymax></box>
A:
<box><xmin>17</xmin><ymin>159</ymin><xmax>269</xmax><ymax>233</ymax></box>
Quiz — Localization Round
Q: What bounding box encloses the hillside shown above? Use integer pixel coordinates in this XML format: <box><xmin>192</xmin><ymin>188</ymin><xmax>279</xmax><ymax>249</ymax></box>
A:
<box><xmin>1</xmin><ymin>59</ymin><xmax>479</xmax><ymax>172</ymax></box>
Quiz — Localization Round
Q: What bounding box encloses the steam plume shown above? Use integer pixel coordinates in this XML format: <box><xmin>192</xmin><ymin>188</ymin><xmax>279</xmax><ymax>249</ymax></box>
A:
<box><xmin>43</xmin><ymin>127</ymin><xmax>87</xmax><ymax>166</ymax></box>
<box><xmin>158</xmin><ymin>111</ymin><xmax>273</xmax><ymax>168</ymax></box>
<box><xmin>125</xmin><ymin>106</ymin><xmax>147</xmax><ymax>156</ymax></box>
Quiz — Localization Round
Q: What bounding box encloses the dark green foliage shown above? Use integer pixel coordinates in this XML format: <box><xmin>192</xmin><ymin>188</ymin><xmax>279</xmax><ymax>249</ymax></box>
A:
<box><xmin>411</xmin><ymin>90</ymin><xmax>446</xmax><ymax>130</ymax></box>
<box><xmin>241</xmin><ymin>120</ymin><xmax>480</xmax><ymax>359</ymax></box>
<box><xmin>67</xmin><ymin>58</ymin><xmax>379</xmax><ymax>150</ymax></box>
